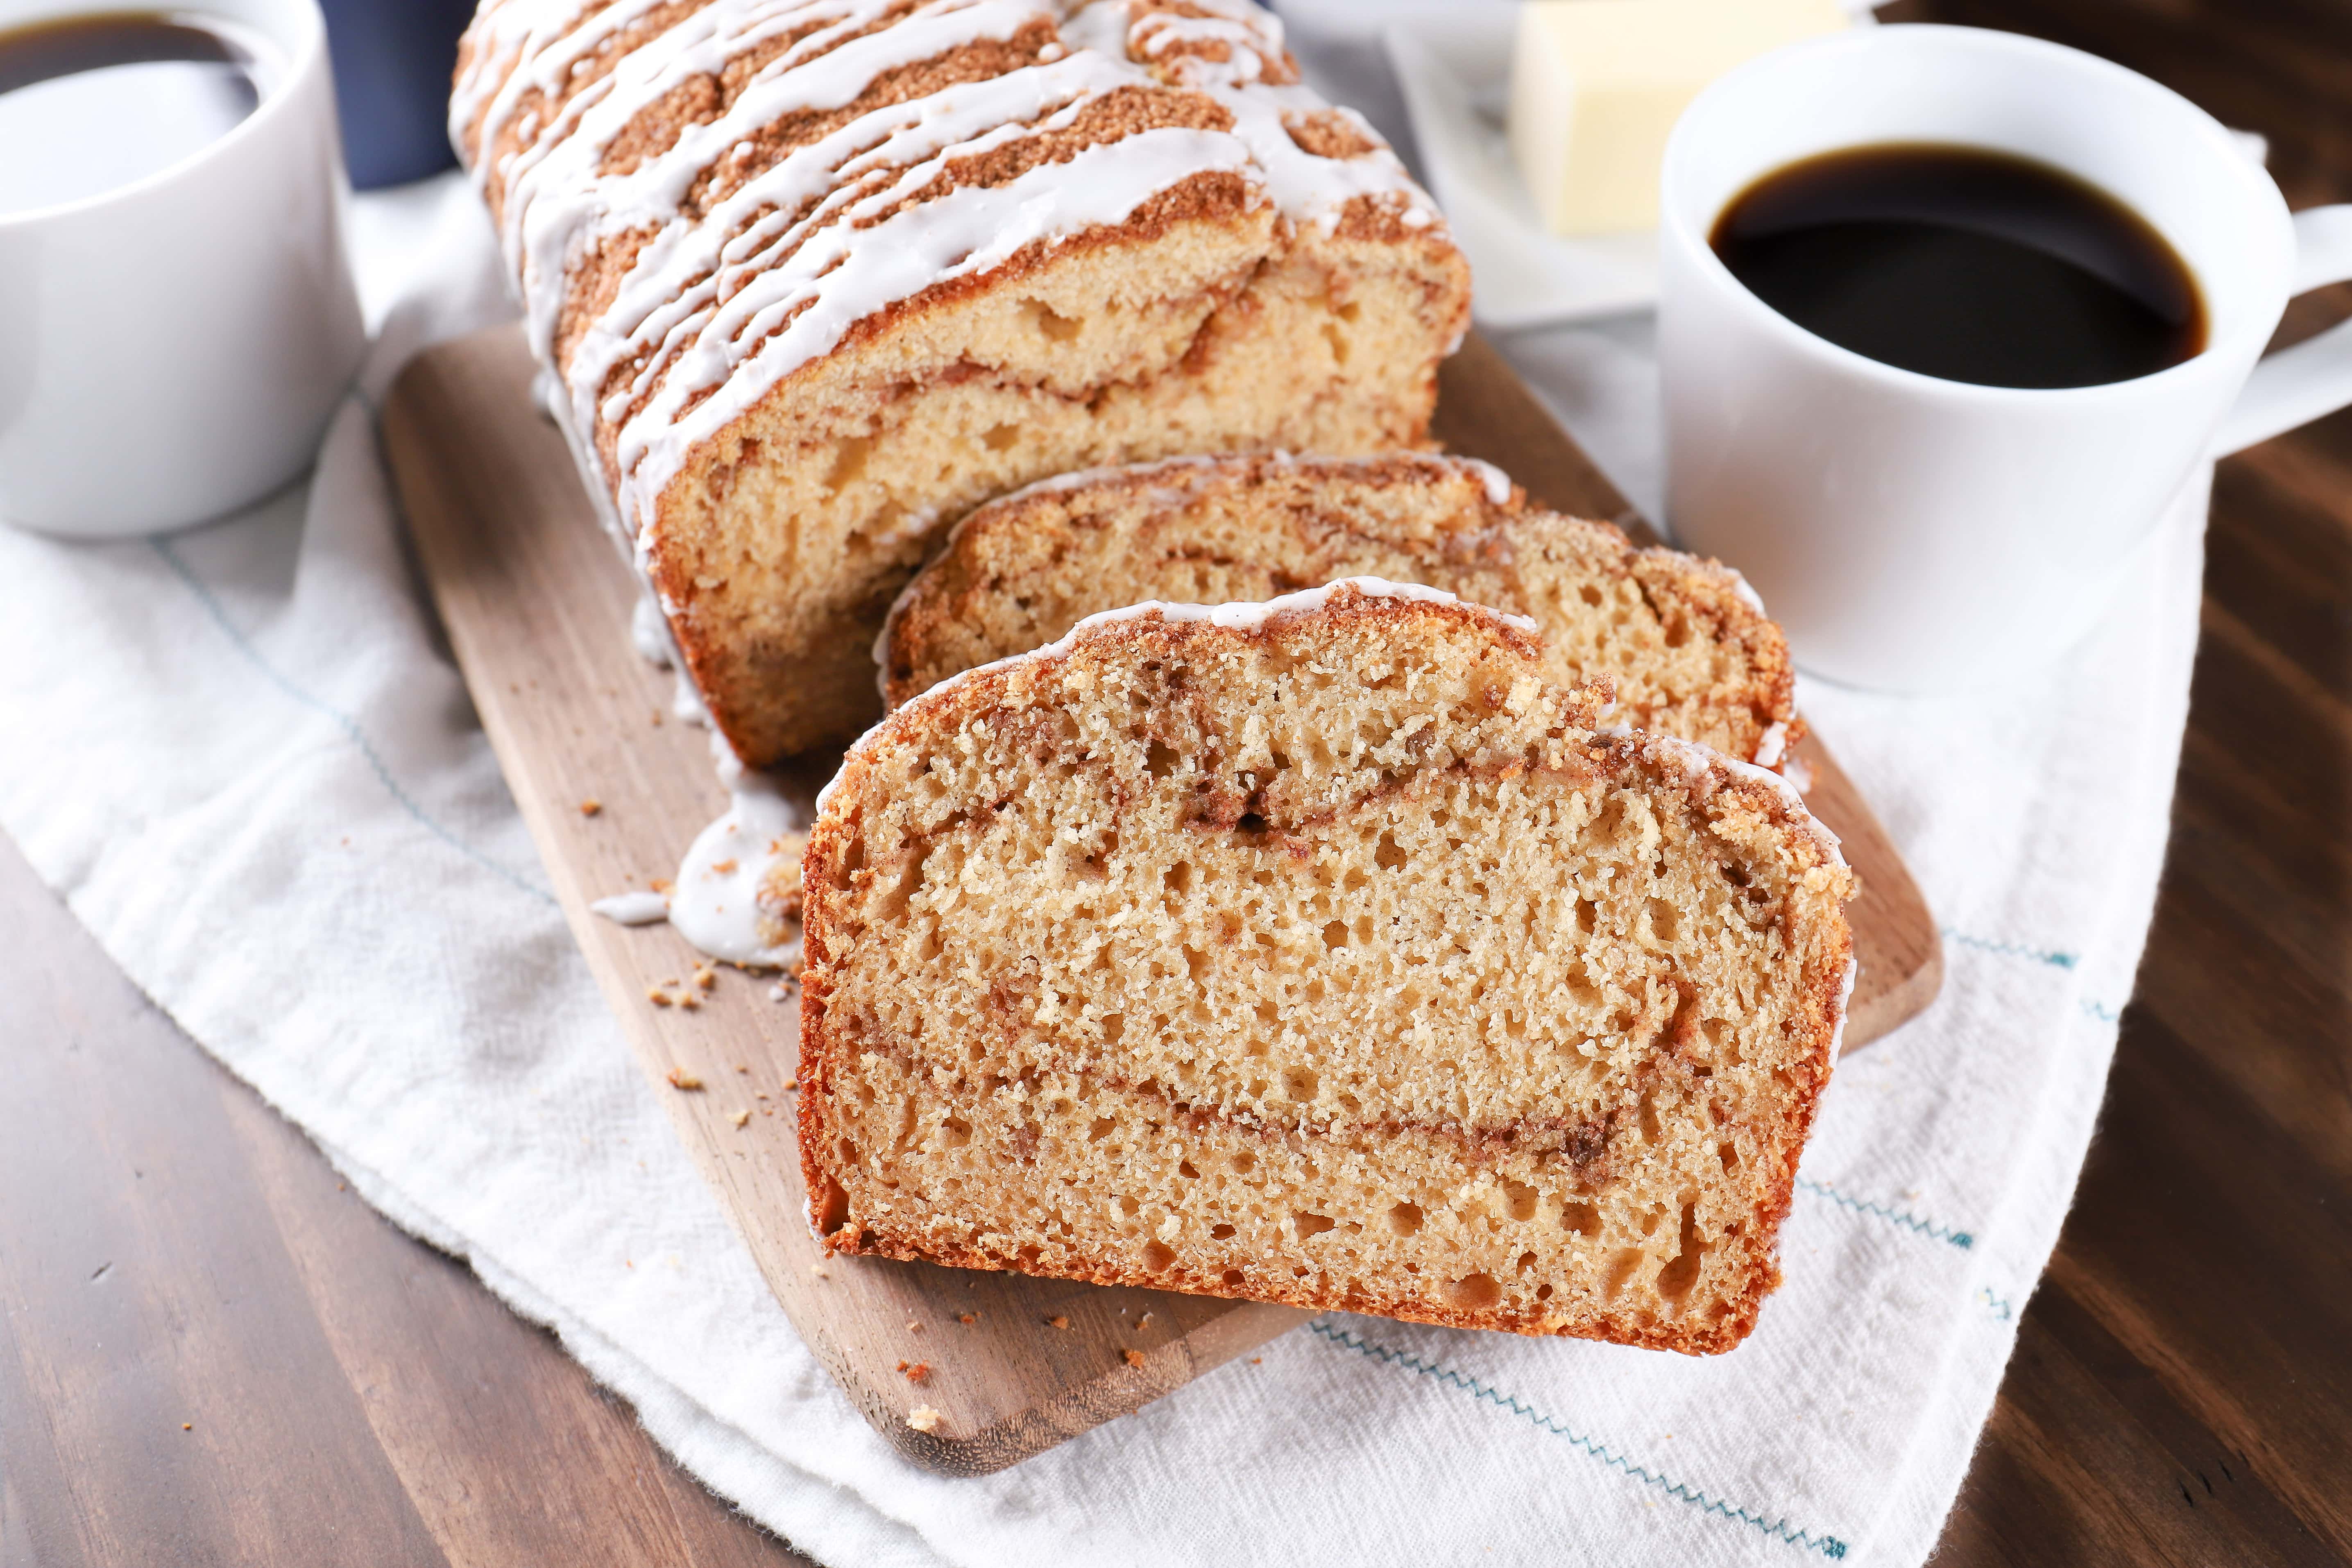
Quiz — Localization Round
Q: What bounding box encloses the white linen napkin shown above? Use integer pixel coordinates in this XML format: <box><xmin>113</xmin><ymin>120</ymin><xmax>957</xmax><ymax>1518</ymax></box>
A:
<box><xmin>0</xmin><ymin>170</ymin><xmax>2196</xmax><ymax>1568</ymax></box>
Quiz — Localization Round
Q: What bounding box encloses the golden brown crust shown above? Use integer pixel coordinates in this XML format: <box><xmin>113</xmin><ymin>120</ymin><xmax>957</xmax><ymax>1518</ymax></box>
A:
<box><xmin>801</xmin><ymin>587</ymin><xmax>1852</xmax><ymax>1351</ymax></box>
<box><xmin>457</xmin><ymin>0</ymin><xmax>1473</xmax><ymax>765</ymax></box>
<box><xmin>881</xmin><ymin>452</ymin><xmax>1800</xmax><ymax>766</ymax></box>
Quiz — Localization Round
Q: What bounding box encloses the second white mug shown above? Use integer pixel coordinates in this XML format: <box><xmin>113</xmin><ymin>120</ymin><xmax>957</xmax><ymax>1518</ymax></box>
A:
<box><xmin>0</xmin><ymin>0</ymin><xmax>365</xmax><ymax>538</ymax></box>
<box><xmin>1659</xmin><ymin>24</ymin><xmax>2352</xmax><ymax>691</ymax></box>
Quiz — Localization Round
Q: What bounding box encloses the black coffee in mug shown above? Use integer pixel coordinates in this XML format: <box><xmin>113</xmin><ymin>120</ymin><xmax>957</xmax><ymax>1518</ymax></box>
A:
<box><xmin>0</xmin><ymin>10</ymin><xmax>279</xmax><ymax>216</ymax></box>
<box><xmin>1710</xmin><ymin>143</ymin><xmax>2206</xmax><ymax>390</ymax></box>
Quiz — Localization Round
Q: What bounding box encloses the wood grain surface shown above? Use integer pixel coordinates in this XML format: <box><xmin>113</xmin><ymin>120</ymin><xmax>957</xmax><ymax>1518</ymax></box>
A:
<box><xmin>7</xmin><ymin>2</ymin><xmax>2352</xmax><ymax>1559</ymax></box>
<box><xmin>372</xmin><ymin>320</ymin><xmax>1937</xmax><ymax>1476</ymax></box>
<box><xmin>379</xmin><ymin>328</ymin><xmax>1303</xmax><ymax>1478</ymax></box>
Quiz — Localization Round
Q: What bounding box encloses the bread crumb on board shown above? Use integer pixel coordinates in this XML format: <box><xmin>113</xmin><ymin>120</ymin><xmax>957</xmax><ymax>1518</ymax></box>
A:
<box><xmin>666</xmin><ymin>1068</ymin><xmax>703</xmax><ymax>1091</ymax></box>
<box><xmin>896</xmin><ymin>1360</ymin><xmax>932</xmax><ymax>1384</ymax></box>
<box><xmin>906</xmin><ymin>1405</ymin><xmax>943</xmax><ymax>1434</ymax></box>
<box><xmin>1122</xmin><ymin>1349</ymin><xmax>1146</xmax><ymax>1368</ymax></box>
<box><xmin>578</xmin><ymin>799</ymin><xmax>602</xmax><ymax>817</ymax></box>
<box><xmin>730</xmin><ymin>1110</ymin><xmax>750</xmax><ymax>1128</ymax></box>
<box><xmin>1045</xmin><ymin>1314</ymin><xmax>1069</xmax><ymax>1329</ymax></box>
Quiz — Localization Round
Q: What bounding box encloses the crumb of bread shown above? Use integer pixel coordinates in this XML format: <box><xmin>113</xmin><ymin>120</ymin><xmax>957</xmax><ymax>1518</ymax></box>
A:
<box><xmin>958</xmin><ymin>1313</ymin><xmax>977</xmax><ymax>1324</ymax></box>
<box><xmin>579</xmin><ymin>799</ymin><xmax>602</xmax><ymax>817</ymax></box>
<box><xmin>730</xmin><ymin>1110</ymin><xmax>750</xmax><ymax>1128</ymax></box>
<box><xmin>735</xmin><ymin>1065</ymin><xmax>750</xmax><ymax>1074</ymax></box>
<box><xmin>678</xmin><ymin>993</ymin><xmax>700</xmax><ymax>1011</ymax></box>
<box><xmin>906</xmin><ymin>1406</ymin><xmax>942</xmax><ymax>1434</ymax></box>
<box><xmin>1122</xmin><ymin>1349</ymin><xmax>1146</xmax><ymax>1368</ymax></box>
<box><xmin>666</xmin><ymin>1068</ymin><xmax>703</xmax><ymax>1091</ymax></box>
<box><xmin>710</xmin><ymin>859</ymin><xmax>738</xmax><ymax>875</ymax></box>
<box><xmin>694</xmin><ymin>967</ymin><xmax>717</xmax><ymax>992</ymax></box>
<box><xmin>1046</xmin><ymin>1315</ymin><xmax>1069</xmax><ymax>1329</ymax></box>
<box><xmin>650</xmin><ymin>878</ymin><xmax>673</xmax><ymax>894</ymax></box>
<box><xmin>897</xmin><ymin>1360</ymin><xmax>932</xmax><ymax>1384</ymax></box>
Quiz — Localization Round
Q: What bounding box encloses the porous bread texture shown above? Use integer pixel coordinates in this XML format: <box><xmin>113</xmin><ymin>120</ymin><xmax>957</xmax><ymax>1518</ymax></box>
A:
<box><xmin>659</xmin><ymin>211</ymin><xmax>1459</xmax><ymax>759</ymax></box>
<box><xmin>454</xmin><ymin>0</ymin><xmax>1470</xmax><ymax>764</ymax></box>
<box><xmin>882</xmin><ymin>452</ymin><xmax>1801</xmax><ymax>766</ymax></box>
<box><xmin>801</xmin><ymin>581</ymin><xmax>1856</xmax><ymax>1351</ymax></box>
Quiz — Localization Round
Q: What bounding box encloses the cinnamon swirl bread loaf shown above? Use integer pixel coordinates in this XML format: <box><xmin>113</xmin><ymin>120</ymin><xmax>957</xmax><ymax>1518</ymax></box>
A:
<box><xmin>453</xmin><ymin>0</ymin><xmax>1470</xmax><ymax>764</ymax></box>
<box><xmin>801</xmin><ymin>580</ymin><xmax>1856</xmax><ymax>1349</ymax></box>
<box><xmin>882</xmin><ymin>451</ymin><xmax>1803</xmax><ymax>768</ymax></box>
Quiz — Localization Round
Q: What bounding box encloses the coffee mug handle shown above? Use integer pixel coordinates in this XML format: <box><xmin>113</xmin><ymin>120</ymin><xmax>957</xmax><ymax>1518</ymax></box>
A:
<box><xmin>2211</xmin><ymin>206</ymin><xmax>2352</xmax><ymax>457</ymax></box>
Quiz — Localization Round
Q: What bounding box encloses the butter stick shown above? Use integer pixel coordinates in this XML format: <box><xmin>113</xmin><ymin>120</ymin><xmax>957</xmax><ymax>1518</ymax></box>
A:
<box><xmin>1508</xmin><ymin>0</ymin><xmax>1851</xmax><ymax>235</ymax></box>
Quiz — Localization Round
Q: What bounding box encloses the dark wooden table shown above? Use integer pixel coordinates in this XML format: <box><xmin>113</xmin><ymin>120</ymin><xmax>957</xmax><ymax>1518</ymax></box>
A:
<box><xmin>7</xmin><ymin>3</ymin><xmax>2352</xmax><ymax>1562</ymax></box>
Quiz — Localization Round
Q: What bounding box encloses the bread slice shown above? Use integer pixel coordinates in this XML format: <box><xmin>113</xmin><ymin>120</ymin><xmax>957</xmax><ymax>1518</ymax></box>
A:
<box><xmin>881</xmin><ymin>452</ymin><xmax>1800</xmax><ymax>768</ymax></box>
<box><xmin>802</xmin><ymin>580</ymin><xmax>1855</xmax><ymax>1350</ymax></box>
<box><xmin>453</xmin><ymin>0</ymin><xmax>1469</xmax><ymax>765</ymax></box>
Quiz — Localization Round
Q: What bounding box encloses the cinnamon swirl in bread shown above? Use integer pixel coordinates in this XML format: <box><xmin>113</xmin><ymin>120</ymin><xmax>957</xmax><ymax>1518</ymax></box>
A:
<box><xmin>800</xmin><ymin>580</ymin><xmax>1855</xmax><ymax>1350</ymax></box>
<box><xmin>881</xmin><ymin>451</ymin><xmax>1803</xmax><ymax>768</ymax></box>
<box><xmin>453</xmin><ymin>0</ymin><xmax>1470</xmax><ymax>764</ymax></box>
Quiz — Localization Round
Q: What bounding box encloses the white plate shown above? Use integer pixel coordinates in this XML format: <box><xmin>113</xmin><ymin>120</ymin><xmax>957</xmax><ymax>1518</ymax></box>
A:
<box><xmin>1381</xmin><ymin>3</ymin><xmax>1876</xmax><ymax>331</ymax></box>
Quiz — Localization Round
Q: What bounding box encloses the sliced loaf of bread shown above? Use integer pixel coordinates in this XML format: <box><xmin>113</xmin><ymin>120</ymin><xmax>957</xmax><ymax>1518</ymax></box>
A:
<box><xmin>881</xmin><ymin>453</ymin><xmax>1800</xmax><ymax>768</ymax></box>
<box><xmin>804</xmin><ymin>580</ymin><xmax>1854</xmax><ymax>1350</ymax></box>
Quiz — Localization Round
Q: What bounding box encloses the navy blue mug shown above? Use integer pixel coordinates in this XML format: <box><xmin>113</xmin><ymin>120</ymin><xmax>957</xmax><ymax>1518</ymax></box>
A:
<box><xmin>317</xmin><ymin>0</ymin><xmax>477</xmax><ymax>188</ymax></box>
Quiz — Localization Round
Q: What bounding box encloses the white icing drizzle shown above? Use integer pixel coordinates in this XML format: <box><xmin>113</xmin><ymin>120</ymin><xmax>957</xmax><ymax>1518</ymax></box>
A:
<box><xmin>871</xmin><ymin>452</ymin><xmax>1529</xmax><ymax>693</ymax></box>
<box><xmin>1120</xmin><ymin>0</ymin><xmax>1282</xmax><ymax>87</ymax></box>
<box><xmin>1826</xmin><ymin>955</ymin><xmax>1860</xmax><ymax>1063</ymax></box>
<box><xmin>1752</xmin><ymin>720</ymin><xmax>1790</xmax><ymax>770</ymax></box>
<box><xmin>451</xmin><ymin>1</ymin><xmax>1448</xmax><ymax>969</ymax></box>
<box><xmin>630</xmin><ymin>591</ymin><xmax>676</xmax><ymax>667</ymax></box>
<box><xmin>614</xmin><ymin>123</ymin><xmax>1258</xmax><ymax>536</ymax></box>
<box><xmin>1459</xmin><ymin>456</ymin><xmax>1514</xmax><ymax>507</ymax></box>
<box><xmin>1598</xmin><ymin>724</ymin><xmax>1847</xmax><ymax>871</ymax></box>
<box><xmin>1073</xmin><ymin>574</ymin><xmax>1534</xmax><ymax>636</ymax></box>
<box><xmin>452</xmin><ymin>0</ymin><xmax>1442</xmax><ymax>575</ymax></box>
<box><xmin>826</xmin><ymin>574</ymin><xmax>1541</xmax><ymax>819</ymax></box>
<box><xmin>1723</xmin><ymin>568</ymin><xmax>1768</xmax><ymax>616</ymax></box>
<box><xmin>590</xmin><ymin>889</ymin><xmax>673</xmax><ymax>924</ymax></box>
<box><xmin>670</xmin><ymin>767</ymin><xmax>808</xmax><ymax>965</ymax></box>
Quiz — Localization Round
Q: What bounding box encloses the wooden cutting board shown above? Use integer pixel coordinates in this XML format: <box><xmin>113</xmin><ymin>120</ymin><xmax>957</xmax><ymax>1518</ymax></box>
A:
<box><xmin>379</xmin><ymin>324</ymin><xmax>1940</xmax><ymax>1477</ymax></box>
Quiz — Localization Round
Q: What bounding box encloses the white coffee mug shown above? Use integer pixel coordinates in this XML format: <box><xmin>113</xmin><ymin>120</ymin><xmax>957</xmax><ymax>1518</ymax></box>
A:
<box><xmin>1659</xmin><ymin>24</ymin><xmax>2352</xmax><ymax>691</ymax></box>
<box><xmin>0</xmin><ymin>0</ymin><xmax>365</xmax><ymax>537</ymax></box>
